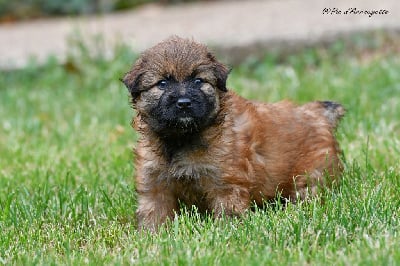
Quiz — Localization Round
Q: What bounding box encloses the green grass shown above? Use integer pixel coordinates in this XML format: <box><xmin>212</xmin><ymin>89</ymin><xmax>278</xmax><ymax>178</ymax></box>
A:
<box><xmin>0</xmin><ymin>37</ymin><xmax>399</xmax><ymax>265</ymax></box>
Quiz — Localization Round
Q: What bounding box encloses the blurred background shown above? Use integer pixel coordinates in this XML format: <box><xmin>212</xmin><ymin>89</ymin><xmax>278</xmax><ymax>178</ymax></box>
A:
<box><xmin>0</xmin><ymin>0</ymin><xmax>198</xmax><ymax>21</ymax></box>
<box><xmin>1</xmin><ymin>0</ymin><xmax>399</xmax><ymax>68</ymax></box>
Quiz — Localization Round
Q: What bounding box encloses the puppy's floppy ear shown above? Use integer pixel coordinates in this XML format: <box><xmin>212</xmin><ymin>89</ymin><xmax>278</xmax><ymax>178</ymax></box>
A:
<box><xmin>121</xmin><ymin>60</ymin><xmax>143</xmax><ymax>101</ymax></box>
<box><xmin>208</xmin><ymin>53</ymin><xmax>230</xmax><ymax>92</ymax></box>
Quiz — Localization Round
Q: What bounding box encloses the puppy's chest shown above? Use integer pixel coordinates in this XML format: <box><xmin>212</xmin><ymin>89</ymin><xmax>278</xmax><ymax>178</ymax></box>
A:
<box><xmin>167</xmin><ymin>151</ymin><xmax>220</xmax><ymax>180</ymax></box>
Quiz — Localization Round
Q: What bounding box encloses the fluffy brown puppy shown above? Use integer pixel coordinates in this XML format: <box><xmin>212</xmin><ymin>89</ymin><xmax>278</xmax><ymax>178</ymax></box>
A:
<box><xmin>122</xmin><ymin>36</ymin><xmax>345</xmax><ymax>231</ymax></box>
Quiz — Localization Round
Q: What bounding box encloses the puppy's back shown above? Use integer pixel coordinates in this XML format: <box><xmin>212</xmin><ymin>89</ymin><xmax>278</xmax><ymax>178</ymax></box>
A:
<box><xmin>226</xmin><ymin>94</ymin><xmax>344</xmax><ymax>200</ymax></box>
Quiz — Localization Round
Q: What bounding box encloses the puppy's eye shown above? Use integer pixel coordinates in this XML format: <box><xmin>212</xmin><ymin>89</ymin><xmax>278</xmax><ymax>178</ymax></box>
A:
<box><xmin>194</xmin><ymin>78</ymin><xmax>203</xmax><ymax>85</ymax></box>
<box><xmin>158</xmin><ymin>80</ymin><xmax>168</xmax><ymax>89</ymax></box>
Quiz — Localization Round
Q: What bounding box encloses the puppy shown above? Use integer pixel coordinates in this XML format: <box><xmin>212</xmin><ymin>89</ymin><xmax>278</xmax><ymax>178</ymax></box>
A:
<box><xmin>122</xmin><ymin>36</ymin><xmax>345</xmax><ymax>231</ymax></box>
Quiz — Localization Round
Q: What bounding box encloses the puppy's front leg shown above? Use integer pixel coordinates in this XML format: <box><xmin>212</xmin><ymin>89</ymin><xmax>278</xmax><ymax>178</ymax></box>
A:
<box><xmin>136</xmin><ymin>188</ymin><xmax>177</xmax><ymax>232</ymax></box>
<box><xmin>208</xmin><ymin>185</ymin><xmax>251</xmax><ymax>217</ymax></box>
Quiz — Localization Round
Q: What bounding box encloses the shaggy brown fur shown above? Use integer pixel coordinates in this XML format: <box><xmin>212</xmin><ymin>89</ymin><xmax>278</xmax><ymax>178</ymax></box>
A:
<box><xmin>122</xmin><ymin>36</ymin><xmax>345</xmax><ymax>231</ymax></box>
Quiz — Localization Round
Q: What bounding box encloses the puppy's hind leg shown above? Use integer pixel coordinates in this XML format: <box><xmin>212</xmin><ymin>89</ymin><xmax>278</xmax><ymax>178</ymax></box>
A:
<box><xmin>292</xmin><ymin>165</ymin><xmax>340</xmax><ymax>202</ymax></box>
<box><xmin>292</xmin><ymin>170</ymin><xmax>324</xmax><ymax>202</ymax></box>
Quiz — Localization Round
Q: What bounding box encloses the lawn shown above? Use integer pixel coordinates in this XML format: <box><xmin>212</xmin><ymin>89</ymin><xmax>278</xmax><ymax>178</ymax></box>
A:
<box><xmin>0</xmin><ymin>35</ymin><xmax>399</xmax><ymax>265</ymax></box>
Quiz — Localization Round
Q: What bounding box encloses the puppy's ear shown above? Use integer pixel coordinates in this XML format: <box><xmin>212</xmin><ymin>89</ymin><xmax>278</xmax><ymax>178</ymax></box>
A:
<box><xmin>121</xmin><ymin>62</ymin><xmax>143</xmax><ymax>101</ymax></box>
<box><xmin>209</xmin><ymin>53</ymin><xmax>230</xmax><ymax>92</ymax></box>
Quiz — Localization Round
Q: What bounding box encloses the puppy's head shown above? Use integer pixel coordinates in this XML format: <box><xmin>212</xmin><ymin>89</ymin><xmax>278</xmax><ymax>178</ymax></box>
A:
<box><xmin>122</xmin><ymin>36</ymin><xmax>229</xmax><ymax>137</ymax></box>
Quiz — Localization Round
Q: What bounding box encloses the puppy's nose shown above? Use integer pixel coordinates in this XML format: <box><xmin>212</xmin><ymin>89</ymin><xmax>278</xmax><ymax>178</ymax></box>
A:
<box><xmin>176</xmin><ymin>98</ymin><xmax>192</xmax><ymax>109</ymax></box>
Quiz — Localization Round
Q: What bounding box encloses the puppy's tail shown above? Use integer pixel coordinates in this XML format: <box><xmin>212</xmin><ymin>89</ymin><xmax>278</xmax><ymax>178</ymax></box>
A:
<box><xmin>319</xmin><ymin>101</ymin><xmax>346</xmax><ymax>128</ymax></box>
